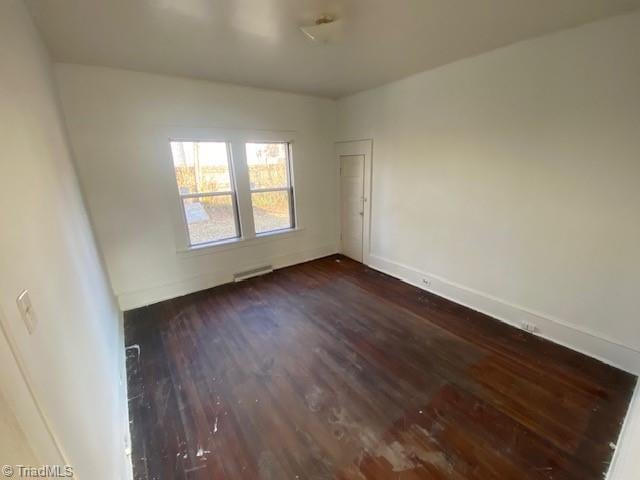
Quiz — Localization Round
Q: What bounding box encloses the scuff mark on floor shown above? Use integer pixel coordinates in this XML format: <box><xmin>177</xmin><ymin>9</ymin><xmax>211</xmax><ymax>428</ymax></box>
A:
<box><xmin>184</xmin><ymin>464</ymin><xmax>207</xmax><ymax>473</ymax></box>
<box><xmin>305</xmin><ymin>385</ymin><xmax>326</xmax><ymax>413</ymax></box>
<box><xmin>196</xmin><ymin>446</ymin><xmax>212</xmax><ymax>458</ymax></box>
<box><xmin>375</xmin><ymin>441</ymin><xmax>415</xmax><ymax>472</ymax></box>
<box><xmin>327</xmin><ymin>406</ymin><xmax>454</xmax><ymax>475</ymax></box>
<box><xmin>258</xmin><ymin>451</ymin><xmax>287</xmax><ymax>480</ymax></box>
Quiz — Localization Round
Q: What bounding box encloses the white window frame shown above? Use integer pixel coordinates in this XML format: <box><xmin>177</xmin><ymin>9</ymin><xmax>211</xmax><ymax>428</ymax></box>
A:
<box><xmin>165</xmin><ymin>128</ymin><xmax>301</xmax><ymax>254</ymax></box>
<box><xmin>171</xmin><ymin>140</ymin><xmax>241</xmax><ymax>246</ymax></box>
<box><xmin>247</xmin><ymin>141</ymin><xmax>296</xmax><ymax>236</ymax></box>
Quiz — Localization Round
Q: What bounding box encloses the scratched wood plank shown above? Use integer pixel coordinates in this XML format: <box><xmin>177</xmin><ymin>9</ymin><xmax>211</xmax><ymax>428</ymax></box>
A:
<box><xmin>125</xmin><ymin>255</ymin><xmax>636</xmax><ymax>480</ymax></box>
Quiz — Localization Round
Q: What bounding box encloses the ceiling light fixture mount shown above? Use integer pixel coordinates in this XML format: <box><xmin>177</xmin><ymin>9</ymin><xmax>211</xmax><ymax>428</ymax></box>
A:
<box><xmin>300</xmin><ymin>14</ymin><xmax>342</xmax><ymax>43</ymax></box>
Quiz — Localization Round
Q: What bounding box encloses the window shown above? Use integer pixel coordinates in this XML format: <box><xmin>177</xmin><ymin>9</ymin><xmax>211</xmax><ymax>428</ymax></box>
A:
<box><xmin>169</xmin><ymin>136</ymin><xmax>297</xmax><ymax>249</ymax></box>
<box><xmin>170</xmin><ymin>141</ymin><xmax>240</xmax><ymax>245</ymax></box>
<box><xmin>245</xmin><ymin>143</ymin><xmax>295</xmax><ymax>234</ymax></box>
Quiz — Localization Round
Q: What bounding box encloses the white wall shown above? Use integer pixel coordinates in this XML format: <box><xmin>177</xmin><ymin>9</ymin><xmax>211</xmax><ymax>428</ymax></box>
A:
<box><xmin>338</xmin><ymin>11</ymin><xmax>640</xmax><ymax>372</ymax></box>
<box><xmin>0</xmin><ymin>1</ymin><xmax>129</xmax><ymax>478</ymax></box>
<box><xmin>55</xmin><ymin>65</ymin><xmax>339</xmax><ymax>310</ymax></box>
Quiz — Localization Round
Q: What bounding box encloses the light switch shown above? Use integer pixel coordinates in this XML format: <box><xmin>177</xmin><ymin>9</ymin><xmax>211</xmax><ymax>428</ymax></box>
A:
<box><xmin>16</xmin><ymin>290</ymin><xmax>37</xmax><ymax>334</ymax></box>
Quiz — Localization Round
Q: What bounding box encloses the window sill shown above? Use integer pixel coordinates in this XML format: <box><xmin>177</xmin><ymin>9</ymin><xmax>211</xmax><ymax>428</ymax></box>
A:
<box><xmin>177</xmin><ymin>227</ymin><xmax>304</xmax><ymax>258</ymax></box>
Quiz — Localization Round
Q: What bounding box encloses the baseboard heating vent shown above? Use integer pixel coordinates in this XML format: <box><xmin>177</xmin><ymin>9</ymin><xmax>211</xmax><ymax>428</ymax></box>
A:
<box><xmin>233</xmin><ymin>265</ymin><xmax>274</xmax><ymax>282</ymax></box>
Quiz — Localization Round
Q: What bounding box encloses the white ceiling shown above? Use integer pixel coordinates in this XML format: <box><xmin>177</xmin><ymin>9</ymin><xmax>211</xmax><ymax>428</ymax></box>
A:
<box><xmin>26</xmin><ymin>0</ymin><xmax>640</xmax><ymax>98</ymax></box>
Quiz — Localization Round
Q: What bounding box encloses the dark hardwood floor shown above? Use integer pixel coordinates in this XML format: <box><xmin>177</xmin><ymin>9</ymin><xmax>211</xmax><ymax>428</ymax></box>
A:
<box><xmin>125</xmin><ymin>255</ymin><xmax>636</xmax><ymax>480</ymax></box>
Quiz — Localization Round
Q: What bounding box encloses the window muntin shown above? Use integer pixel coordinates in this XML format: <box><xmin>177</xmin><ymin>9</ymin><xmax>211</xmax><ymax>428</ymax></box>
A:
<box><xmin>170</xmin><ymin>141</ymin><xmax>239</xmax><ymax>245</ymax></box>
<box><xmin>245</xmin><ymin>142</ymin><xmax>295</xmax><ymax>234</ymax></box>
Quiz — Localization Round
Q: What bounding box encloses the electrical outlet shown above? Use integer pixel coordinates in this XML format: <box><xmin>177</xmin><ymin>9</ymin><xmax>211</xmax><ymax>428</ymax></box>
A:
<box><xmin>16</xmin><ymin>290</ymin><xmax>37</xmax><ymax>334</ymax></box>
<box><xmin>521</xmin><ymin>321</ymin><xmax>538</xmax><ymax>333</ymax></box>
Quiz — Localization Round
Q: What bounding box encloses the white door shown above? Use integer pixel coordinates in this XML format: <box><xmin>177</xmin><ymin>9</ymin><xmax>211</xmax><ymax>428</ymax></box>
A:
<box><xmin>340</xmin><ymin>154</ymin><xmax>365</xmax><ymax>262</ymax></box>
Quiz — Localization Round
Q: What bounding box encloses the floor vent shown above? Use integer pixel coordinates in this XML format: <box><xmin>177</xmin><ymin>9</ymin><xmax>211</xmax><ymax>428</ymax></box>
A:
<box><xmin>233</xmin><ymin>265</ymin><xmax>273</xmax><ymax>282</ymax></box>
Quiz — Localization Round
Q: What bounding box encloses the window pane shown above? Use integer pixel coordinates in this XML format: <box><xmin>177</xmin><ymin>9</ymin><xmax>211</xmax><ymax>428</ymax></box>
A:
<box><xmin>246</xmin><ymin>143</ymin><xmax>289</xmax><ymax>189</ymax></box>
<box><xmin>183</xmin><ymin>195</ymin><xmax>238</xmax><ymax>245</ymax></box>
<box><xmin>251</xmin><ymin>190</ymin><xmax>292</xmax><ymax>234</ymax></box>
<box><xmin>171</xmin><ymin>141</ymin><xmax>232</xmax><ymax>194</ymax></box>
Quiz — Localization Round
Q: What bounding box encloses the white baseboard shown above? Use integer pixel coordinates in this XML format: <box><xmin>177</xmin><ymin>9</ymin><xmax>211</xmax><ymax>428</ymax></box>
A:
<box><xmin>367</xmin><ymin>254</ymin><xmax>640</xmax><ymax>375</ymax></box>
<box><xmin>117</xmin><ymin>244</ymin><xmax>339</xmax><ymax>310</ymax></box>
<box><xmin>607</xmin><ymin>381</ymin><xmax>640</xmax><ymax>479</ymax></box>
<box><xmin>117</xmin><ymin>312</ymin><xmax>134</xmax><ymax>480</ymax></box>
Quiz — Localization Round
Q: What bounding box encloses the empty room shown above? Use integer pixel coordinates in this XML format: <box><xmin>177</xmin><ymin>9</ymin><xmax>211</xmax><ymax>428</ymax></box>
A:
<box><xmin>1</xmin><ymin>0</ymin><xmax>640</xmax><ymax>479</ymax></box>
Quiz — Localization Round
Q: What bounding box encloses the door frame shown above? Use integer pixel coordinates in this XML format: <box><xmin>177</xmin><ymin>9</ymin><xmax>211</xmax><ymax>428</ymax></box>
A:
<box><xmin>0</xmin><ymin>304</ymin><xmax>67</xmax><ymax>465</ymax></box>
<box><xmin>336</xmin><ymin>139</ymin><xmax>373</xmax><ymax>265</ymax></box>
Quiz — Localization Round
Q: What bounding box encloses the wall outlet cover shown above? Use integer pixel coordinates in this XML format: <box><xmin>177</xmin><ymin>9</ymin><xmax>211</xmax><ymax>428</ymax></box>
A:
<box><xmin>521</xmin><ymin>321</ymin><xmax>538</xmax><ymax>333</ymax></box>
